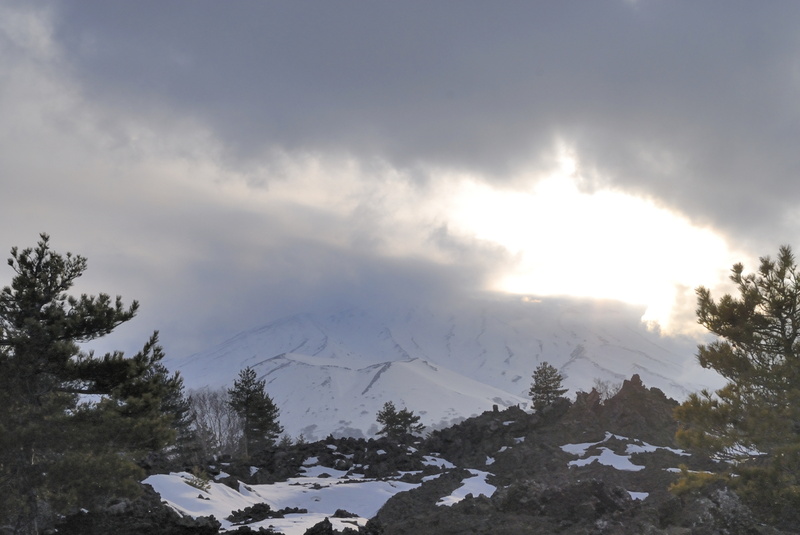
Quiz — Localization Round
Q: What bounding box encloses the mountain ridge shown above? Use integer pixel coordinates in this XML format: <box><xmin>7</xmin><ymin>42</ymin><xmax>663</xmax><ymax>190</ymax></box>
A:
<box><xmin>171</xmin><ymin>295</ymin><xmax>721</xmax><ymax>440</ymax></box>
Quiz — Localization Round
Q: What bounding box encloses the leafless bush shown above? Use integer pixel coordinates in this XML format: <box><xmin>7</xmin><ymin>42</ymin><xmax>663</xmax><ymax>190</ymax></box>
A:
<box><xmin>593</xmin><ymin>378</ymin><xmax>622</xmax><ymax>401</ymax></box>
<box><xmin>188</xmin><ymin>387</ymin><xmax>243</xmax><ymax>459</ymax></box>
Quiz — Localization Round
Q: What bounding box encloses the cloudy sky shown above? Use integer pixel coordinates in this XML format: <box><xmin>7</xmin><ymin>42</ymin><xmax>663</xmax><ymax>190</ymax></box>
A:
<box><xmin>2</xmin><ymin>1</ymin><xmax>799</xmax><ymax>359</ymax></box>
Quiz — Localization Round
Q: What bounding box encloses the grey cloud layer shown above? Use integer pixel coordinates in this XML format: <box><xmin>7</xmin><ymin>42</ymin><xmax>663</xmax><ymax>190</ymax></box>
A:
<box><xmin>4</xmin><ymin>1</ymin><xmax>800</xmax><ymax>357</ymax></box>
<box><xmin>52</xmin><ymin>1</ymin><xmax>800</xmax><ymax>243</ymax></box>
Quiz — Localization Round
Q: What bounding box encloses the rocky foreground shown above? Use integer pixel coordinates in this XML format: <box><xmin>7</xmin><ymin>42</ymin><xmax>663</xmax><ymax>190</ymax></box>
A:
<box><xmin>56</xmin><ymin>376</ymin><xmax>795</xmax><ymax>534</ymax></box>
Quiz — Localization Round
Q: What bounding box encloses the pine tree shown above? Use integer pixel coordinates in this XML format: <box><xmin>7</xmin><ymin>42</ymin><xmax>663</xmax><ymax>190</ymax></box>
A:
<box><xmin>376</xmin><ymin>401</ymin><xmax>424</xmax><ymax>439</ymax></box>
<box><xmin>529</xmin><ymin>362</ymin><xmax>568</xmax><ymax>411</ymax></box>
<box><xmin>0</xmin><ymin>234</ymin><xmax>177</xmax><ymax>533</ymax></box>
<box><xmin>228</xmin><ymin>367</ymin><xmax>282</xmax><ymax>457</ymax></box>
<box><xmin>144</xmin><ymin>361</ymin><xmax>202</xmax><ymax>467</ymax></box>
<box><xmin>674</xmin><ymin>246</ymin><xmax>800</xmax><ymax>523</ymax></box>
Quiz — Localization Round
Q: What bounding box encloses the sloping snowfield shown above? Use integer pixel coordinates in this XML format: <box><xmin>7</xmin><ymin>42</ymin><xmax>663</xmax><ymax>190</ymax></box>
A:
<box><xmin>173</xmin><ymin>297</ymin><xmax>722</xmax><ymax>440</ymax></box>
<box><xmin>145</xmin><ymin>453</ymin><xmax>491</xmax><ymax>534</ymax></box>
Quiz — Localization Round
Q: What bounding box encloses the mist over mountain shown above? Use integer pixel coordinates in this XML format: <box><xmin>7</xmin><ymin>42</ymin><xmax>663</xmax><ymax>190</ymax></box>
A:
<box><xmin>171</xmin><ymin>295</ymin><xmax>721</xmax><ymax>440</ymax></box>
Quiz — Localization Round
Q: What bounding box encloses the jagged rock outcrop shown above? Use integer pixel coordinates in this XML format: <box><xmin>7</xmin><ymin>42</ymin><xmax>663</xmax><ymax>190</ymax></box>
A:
<box><xmin>559</xmin><ymin>374</ymin><xmax>678</xmax><ymax>446</ymax></box>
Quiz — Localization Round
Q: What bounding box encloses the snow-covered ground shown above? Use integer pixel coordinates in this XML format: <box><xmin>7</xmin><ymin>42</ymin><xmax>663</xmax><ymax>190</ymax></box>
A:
<box><xmin>145</xmin><ymin>454</ymin><xmax>497</xmax><ymax>534</ymax></box>
<box><xmin>146</xmin><ymin>469</ymin><xmax>415</xmax><ymax>534</ymax></box>
<box><xmin>436</xmin><ymin>469</ymin><xmax>495</xmax><ymax>507</ymax></box>
<box><xmin>144</xmin><ymin>430</ymin><xmax>694</xmax><ymax>533</ymax></box>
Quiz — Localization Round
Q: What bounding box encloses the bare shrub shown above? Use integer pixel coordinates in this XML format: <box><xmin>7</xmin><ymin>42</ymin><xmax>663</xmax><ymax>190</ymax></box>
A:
<box><xmin>593</xmin><ymin>378</ymin><xmax>622</xmax><ymax>401</ymax></box>
<box><xmin>188</xmin><ymin>387</ymin><xmax>243</xmax><ymax>459</ymax></box>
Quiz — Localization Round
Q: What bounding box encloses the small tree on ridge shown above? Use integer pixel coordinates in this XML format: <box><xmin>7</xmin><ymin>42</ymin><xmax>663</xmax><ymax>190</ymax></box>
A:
<box><xmin>228</xmin><ymin>366</ymin><xmax>282</xmax><ymax>457</ymax></box>
<box><xmin>529</xmin><ymin>362</ymin><xmax>568</xmax><ymax>411</ymax></box>
<box><xmin>376</xmin><ymin>401</ymin><xmax>424</xmax><ymax>439</ymax></box>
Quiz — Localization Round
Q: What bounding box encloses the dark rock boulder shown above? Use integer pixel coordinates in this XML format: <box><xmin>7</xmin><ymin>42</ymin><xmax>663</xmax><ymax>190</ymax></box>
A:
<box><xmin>302</xmin><ymin>517</ymin><xmax>362</xmax><ymax>534</ymax></box>
<box><xmin>303</xmin><ymin>518</ymin><xmax>335</xmax><ymax>535</ymax></box>
<box><xmin>54</xmin><ymin>485</ymin><xmax>221</xmax><ymax>535</ymax></box>
<box><xmin>496</xmin><ymin>479</ymin><xmax>633</xmax><ymax>521</ymax></box>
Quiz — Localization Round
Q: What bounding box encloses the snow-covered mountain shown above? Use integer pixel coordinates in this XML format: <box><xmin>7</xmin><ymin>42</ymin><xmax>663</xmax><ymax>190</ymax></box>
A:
<box><xmin>171</xmin><ymin>294</ymin><xmax>721</xmax><ymax>440</ymax></box>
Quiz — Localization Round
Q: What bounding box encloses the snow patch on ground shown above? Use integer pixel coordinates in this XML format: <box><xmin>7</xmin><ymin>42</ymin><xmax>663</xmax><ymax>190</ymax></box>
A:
<box><xmin>422</xmin><ymin>455</ymin><xmax>455</xmax><ymax>469</ymax></box>
<box><xmin>568</xmin><ymin>447</ymin><xmax>645</xmax><ymax>472</ymax></box>
<box><xmin>561</xmin><ymin>432</ymin><xmax>686</xmax><ymax>472</ymax></box>
<box><xmin>145</xmin><ymin>469</ymin><xmax>421</xmax><ymax>534</ymax></box>
<box><xmin>436</xmin><ymin>469</ymin><xmax>496</xmax><ymax>507</ymax></box>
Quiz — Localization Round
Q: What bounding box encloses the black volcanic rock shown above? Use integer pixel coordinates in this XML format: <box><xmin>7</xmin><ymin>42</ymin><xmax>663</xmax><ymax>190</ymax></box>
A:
<box><xmin>368</xmin><ymin>374</ymin><xmax>795</xmax><ymax>534</ymax></box>
<box><xmin>302</xmin><ymin>516</ymin><xmax>362</xmax><ymax>534</ymax></box>
<box><xmin>55</xmin><ymin>485</ymin><xmax>221</xmax><ymax>535</ymax></box>
<box><xmin>561</xmin><ymin>374</ymin><xmax>680</xmax><ymax>446</ymax></box>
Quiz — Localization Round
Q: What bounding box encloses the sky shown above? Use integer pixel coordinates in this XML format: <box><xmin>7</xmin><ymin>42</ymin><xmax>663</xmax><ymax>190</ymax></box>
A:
<box><xmin>2</xmin><ymin>1</ymin><xmax>799</xmax><ymax>359</ymax></box>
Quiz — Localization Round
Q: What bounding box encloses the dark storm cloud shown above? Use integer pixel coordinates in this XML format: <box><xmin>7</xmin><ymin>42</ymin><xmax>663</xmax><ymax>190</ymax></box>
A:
<box><xmin>50</xmin><ymin>1</ymin><xmax>800</xmax><ymax>245</ymax></box>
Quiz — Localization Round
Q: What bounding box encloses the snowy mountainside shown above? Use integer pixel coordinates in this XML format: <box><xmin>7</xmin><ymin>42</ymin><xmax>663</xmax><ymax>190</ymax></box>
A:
<box><xmin>256</xmin><ymin>354</ymin><xmax>529</xmax><ymax>439</ymax></box>
<box><xmin>172</xmin><ymin>295</ymin><xmax>720</xmax><ymax>440</ymax></box>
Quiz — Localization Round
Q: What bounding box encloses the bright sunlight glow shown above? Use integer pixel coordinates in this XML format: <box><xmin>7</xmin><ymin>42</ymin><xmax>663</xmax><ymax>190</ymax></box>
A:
<box><xmin>447</xmin><ymin>167</ymin><xmax>734</xmax><ymax>333</ymax></box>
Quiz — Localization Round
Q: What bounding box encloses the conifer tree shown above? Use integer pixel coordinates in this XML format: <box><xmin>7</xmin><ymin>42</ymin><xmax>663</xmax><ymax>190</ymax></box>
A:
<box><xmin>145</xmin><ymin>361</ymin><xmax>201</xmax><ymax>467</ymax></box>
<box><xmin>376</xmin><ymin>401</ymin><xmax>424</xmax><ymax>439</ymax></box>
<box><xmin>228</xmin><ymin>367</ymin><xmax>282</xmax><ymax>457</ymax></box>
<box><xmin>0</xmin><ymin>234</ymin><xmax>178</xmax><ymax>533</ymax></box>
<box><xmin>674</xmin><ymin>246</ymin><xmax>800</xmax><ymax>523</ymax></box>
<box><xmin>529</xmin><ymin>362</ymin><xmax>568</xmax><ymax>411</ymax></box>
